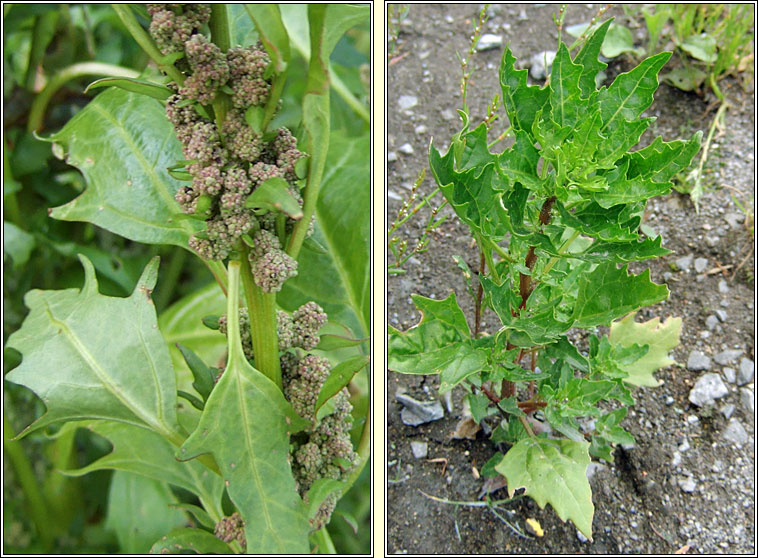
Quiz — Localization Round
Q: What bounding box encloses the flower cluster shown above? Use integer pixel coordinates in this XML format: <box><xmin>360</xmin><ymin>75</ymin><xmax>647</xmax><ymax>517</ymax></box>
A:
<box><xmin>214</xmin><ymin>512</ymin><xmax>246</xmax><ymax>551</ymax></box>
<box><xmin>218</xmin><ymin>301</ymin><xmax>327</xmax><ymax>362</ymax></box>
<box><xmin>148</xmin><ymin>5</ymin><xmax>309</xmax><ymax>287</ymax></box>
<box><xmin>284</xmin><ymin>355</ymin><xmax>359</xmax><ymax>531</ymax></box>
<box><xmin>146</xmin><ymin>4</ymin><xmax>210</xmax><ymax>56</ymax></box>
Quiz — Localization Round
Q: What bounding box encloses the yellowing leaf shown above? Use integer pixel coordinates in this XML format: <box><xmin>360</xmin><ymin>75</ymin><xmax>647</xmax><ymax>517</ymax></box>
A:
<box><xmin>526</xmin><ymin>518</ymin><xmax>544</xmax><ymax>537</ymax></box>
<box><xmin>609</xmin><ymin>312</ymin><xmax>682</xmax><ymax>387</ymax></box>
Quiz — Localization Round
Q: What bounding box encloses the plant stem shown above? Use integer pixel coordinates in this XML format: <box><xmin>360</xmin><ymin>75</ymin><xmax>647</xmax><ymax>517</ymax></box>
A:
<box><xmin>312</xmin><ymin>527</ymin><xmax>336</xmax><ymax>554</ymax></box>
<box><xmin>111</xmin><ymin>4</ymin><xmax>185</xmax><ymax>85</ymax></box>
<box><xmin>474</xmin><ymin>249</ymin><xmax>485</xmax><ymax>336</ymax></box>
<box><xmin>27</xmin><ymin>62</ymin><xmax>139</xmax><ymax>131</ymax></box>
<box><xmin>154</xmin><ymin>247</ymin><xmax>187</xmax><ymax>311</ymax></box>
<box><xmin>204</xmin><ymin>259</ymin><xmax>229</xmax><ymax>295</ymax></box>
<box><xmin>3</xmin><ymin>412</ymin><xmax>54</xmax><ymax>551</ymax></box>
<box><xmin>209</xmin><ymin>5</ymin><xmax>231</xmax><ymax>128</ymax></box>
<box><xmin>240</xmin><ymin>246</ymin><xmax>282</xmax><ymax>389</ymax></box>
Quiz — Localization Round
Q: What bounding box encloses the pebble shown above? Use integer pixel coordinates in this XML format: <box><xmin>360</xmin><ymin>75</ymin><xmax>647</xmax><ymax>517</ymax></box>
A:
<box><xmin>518</xmin><ymin>8</ymin><xmax>528</xmax><ymax>21</ymax></box>
<box><xmin>694</xmin><ymin>257</ymin><xmax>708</xmax><ymax>273</ymax></box>
<box><xmin>398</xmin><ymin>95</ymin><xmax>418</xmax><ymax>111</ymax></box>
<box><xmin>414</xmin><ymin>124</ymin><xmax>428</xmax><ymax>135</ymax></box>
<box><xmin>440</xmin><ymin>108</ymin><xmax>456</xmax><ymax>121</ymax></box>
<box><xmin>678</xmin><ymin>437</ymin><xmax>690</xmax><ymax>452</ymax></box>
<box><xmin>687</xmin><ymin>351</ymin><xmax>712</xmax><ymax>371</ymax></box>
<box><xmin>398</xmin><ymin>143</ymin><xmax>414</xmax><ymax>155</ymax></box>
<box><xmin>671</xmin><ymin>451</ymin><xmax>682</xmax><ymax>467</ymax></box>
<box><xmin>679</xmin><ymin>476</ymin><xmax>697</xmax><ymax>493</ymax></box>
<box><xmin>388</xmin><ymin>151</ymin><xmax>398</xmax><ymax>162</ymax></box>
<box><xmin>410</xmin><ymin>440</ymin><xmax>428</xmax><ymax>459</ymax></box>
<box><xmin>723</xmin><ymin>367</ymin><xmax>737</xmax><ymax>383</ymax></box>
<box><xmin>714</xmin><ymin>349</ymin><xmax>742</xmax><ymax>365</ymax></box>
<box><xmin>529</xmin><ymin>50</ymin><xmax>556</xmax><ymax>80</ymax></box>
<box><xmin>688</xmin><ymin>373</ymin><xmax>728</xmax><ymax>406</ymax></box>
<box><xmin>715</xmin><ymin>309</ymin><xmax>728</xmax><ymax>322</ymax></box>
<box><xmin>737</xmin><ymin>358</ymin><xmax>754</xmax><ymax>386</ymax></box>
<box><xmin>476</xmin><ymin>34</ymin><xmax>503</xmax><ymax>51</ymax></box>
<box><xmin>720</xmin><ymin>403</ymin><xmax>735</xmax><ymax>419</ymax></box>
<box><xmin>718</xmin><ymin>279</ymin><xmax>730</xmax><ymax>293</ymax></box>
<box><xmin>739</xmin><ymin>387</ymin><xmax>754</xmax><ymax>413</ymax></box>
<box><xmin>388</xmin><ymin>190</ymin><xmax>403</xmax><ymax>201</ymax></box>
<box><xmin>675</xmin><ymin>254</ymin><xmax>693</xmax><ymax>272</ymax></box>
<box><xmin>397</xmin><ymin>392</ymin><xmax>445</xmax><ymax>426</ymax></box>
<box><xmin>724</xmin><ymin>212</ymin><xmax>745</xmax><ymax>229</ymax></box>
<box><xmin>705</xmin><ymin>315</ymin><xmax>720</xmax><ymax>331</ymax></box>
<box><xmin>722</xmin><ymin>419</ymin><xmax>748</xmax><ymax>445</ymax></box>
<box><xmin>444</xmin><ymin>14</ymin><xmax>454</xmax><ymax>24</ymax></box>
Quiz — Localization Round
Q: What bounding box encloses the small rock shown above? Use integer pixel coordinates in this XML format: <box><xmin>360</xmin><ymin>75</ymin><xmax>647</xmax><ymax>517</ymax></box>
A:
<box><xmin>687</xmin><ymin>351</ymin><xmax>712</xmax><ymax>371</ymax></box>
<box><xmin>720</xmin><ymin>298</ymin><xmax>730</xmax><ymax>307</ymax></box>
<box><xmin>675</xmin><ymin>254</ymin><xmax>693</xmax><ymax>272</ymax></box>
<box><xmin>529</xmin><ymin>50</ymin><xmax>556</xmax><ymax>80</ymax></box>
<box><xmin>718</xmin><ymin>279</ymin><xmax>729</xmax><ymax>294</ymax></box>
<box><xmin>388</xmin><ymin>190</ymin><xmax>403</xmax><ymax>201</ymax></box>
<box><xmin>518</xmin><ymin>8</ymin><xmax>528</xmax><ymax>21</ymax></box>
<box><xmin>724</xmin><ymin>212</ymin><xmax>745</xmax><ymax>229</ymax></box>
<box><xmin>387</xmin><ymin>151</ymin><xmax>398</xmax><ymax>162</ymax></box>
<box><xmin>398</xmin><ymin>143</ymin><xmax>414</xmax><ymax>155</ymax></box>
<box><xmin>576</xmin><ymin>530</ymin><xmax>589</xmax><ymax>543</ymax></box>
<box><xmin>722</xmin><ymin>418</ymin><xmax>748</xmax><ymax>445</ymax></box>
<box><xmin>679</xmin><ymin>476</ymin><xmax>697</xmax><ymax>493</ymax></box>
<box><xmin>705</xmin><ymin>315</ymin><xmax>719</xmax><ymax>331</ymax></box>
<box><xmin>414</xmin><ymin>124</ymin><xmax>428</xmax><ymax>135</ymax></box>
<box><xmin>671</xmin><ymin>451</ymin><xmax>682</xmax><ymax>467</ymax></box>
<box><xmin>739</xmin><ymin>387</ymin><xmax>754</xmax><ymax>413</ymax></box>
<box><xmin>723</xmin><ymin>367</ymin><xmax>737</xmax><ymax>383</ymax></box>
<box><xmin>678</xmin><ymin>438</ymin><xmax>690</xmax><ymax>452</ymax></box>
<box><xmin>410</xmin><ymin>440</ymin><xmax>428</xmax><ymax>459</ymax></box>
<box><xmin>440</xmin><ymin>108</ymin><xmax>456</xmax><ymax>121</ymax></box>
<box><xmin>398</xmin><ymin>95</ymin><xmax>418</xmax><ymax>111</ymax></box>
<box><xmin>737</xmin><ymin>358</ymin><xmax>754</xmax><ymax>386</ymax></box>
<box><xmin>714</xmin><ymin>349</ymin><xmax>742</xmax><ymax>365</ymax></box>
<box><xmin>586</xmin><ymin>462</ymin><xmax>607</xmax><ymax>480</ymax></box>
<box><xmin>441</xmin><ymin>391</ymin><xmax>453</xmax><ymax>414</ymax></box>
<box><xmin>476</xmin><ymin>34</ymin><xmax>503</xmax><ymax>51</ymax></box>
<box><xmin>688</xmin><ymin>373</ymin><xmax>728</xmax><ymax>406</ymax></box>
<box><xmin>720</xmin><ymin>403</ymin><xmax>735</xmax><ymax>419</ymax></box>
<box><xmin>711</xmin><ymin>459</ymin><xmax>725</xmax><ymax>473</ymax></box>
<box><xmin>715</xmin><ymin>309</ymin><xmax>728</xmax><ymax>322</ymax></box>
<box><xmin>444</xmin><ymin>14</ymin><xmax>454</xmax><ymax>24</ymax></box>
<box><xmin>694</xmin><ymin>257</ymin><xmax>708</xmax><ymax>273</ymax></box>
<box><xmin>397</xmin><ymin>392</ymin><xmax>445</xmax><ymax>426</ymax></box>
<box><xmin>665</xmin><ymin>395</ymin><xmax>675</xmax><ymax>405</ymax></box>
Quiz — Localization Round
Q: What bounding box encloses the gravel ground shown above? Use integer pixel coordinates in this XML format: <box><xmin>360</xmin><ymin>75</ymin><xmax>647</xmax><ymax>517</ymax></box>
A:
<box><xmin>386</xmin><ymin>4</ymin><xmax>755</xmax><ymax>554</ymax></box>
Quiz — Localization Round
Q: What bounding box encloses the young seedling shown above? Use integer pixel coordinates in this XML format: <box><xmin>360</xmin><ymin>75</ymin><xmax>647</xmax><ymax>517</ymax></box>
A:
<box><xmin>389</xmin><ymin>19</ymin><xmax>700</xmax><ymax>540</ymax></box>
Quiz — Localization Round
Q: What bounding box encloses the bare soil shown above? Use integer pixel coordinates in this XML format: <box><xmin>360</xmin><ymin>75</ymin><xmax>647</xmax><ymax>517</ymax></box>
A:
<box><xmin>386</xmin><ymin>4</ymin><xmax>755</xmax><ymax>554</ymax></box>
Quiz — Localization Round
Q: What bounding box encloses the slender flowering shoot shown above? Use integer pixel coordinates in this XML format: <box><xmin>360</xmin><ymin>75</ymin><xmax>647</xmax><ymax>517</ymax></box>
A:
<box><xmin>6</xmin><ymin>4</ymin><xmax>370</xmax><ymax>554</ymax></box>
<box><xmin>389</xmin><ymin>19</ymin><xmax>699</xmax><ymax>540</ymax></box>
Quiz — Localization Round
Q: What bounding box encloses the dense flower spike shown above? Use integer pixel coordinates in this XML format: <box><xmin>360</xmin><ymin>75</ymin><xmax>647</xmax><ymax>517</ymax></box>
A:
<box><xmin>214</xmin><ymin>512</ymin><xmax>246</xmax><ymax>551</ymax></box>
<box><xmin>150</xmin><ymin>5</ymin><xmax>307</xmax><ymax>263</ymax></box>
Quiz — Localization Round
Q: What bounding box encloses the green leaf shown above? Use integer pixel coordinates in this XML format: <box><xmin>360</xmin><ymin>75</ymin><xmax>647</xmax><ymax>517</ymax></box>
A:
<box><xmin>598</xmin><ymin>51</ymin><xmax>670</xmax><ymax>137</ymax></box>
<box><xmin>388</xmin><ymin>293</ymin><xmax>489</xmax><ymax>393</ymax></box>
<box><xmin>5</xmin><ymin>256</ymin><xmax>181</xmax><ymax>438</ymax></box>
<box><xmin>572</xmin><ymin>262</ymin><xmax>668</xmax><ymax>328</ymax></box>
<box><xmin>84</xmin><ymin>77</ymin><xmax>173</xmax><ymax>100</ymax></box>
<box><xmin>496</xmin><ymin>437</ymin><xmax>594</xmax><ymax>540</ymax></box>
<box><xmin>105</xmin><ymin>470</ymin><xmax>187</xmax><ymax>554</ymax></box>
<box><xmin>600</xmin><ymin>23</ymin><xmax>643</xmax><ymax>58</ymax></box>
<box><xmin>245</xmin><ymin>4</ymin><xmax>290</xmax><ymax>73</ymax></box>
<box><xmin>45</xmin><ymin>87</ymin><xmax>200</xmax><ymax>248</ymax></box>
<box><xmin>466</xmin><ymin>393</ymin><xmax>496</xmax><ymax>424</ymax></box>
<box><xmin>661</xmin><ymin>67</ymin><xmax>708</xmax><ymax>92</ymax></box>
<box><xmin>61</xmin><ymin>420</ymin><xmax>224</xmax><ymax>507</ymax></box>
<box><xmin>168</xmin><ymin>503</ymin><xmax>215</xmax><ymax>530</ymax></box>
<box><xmin>609</xmin><ymin>312</ymin><xmax>682</xmax><ymax>387</ymax></box>
<box><xmin>499</xmin><ymin>46</ymin><xmax>549</xmax><ymax>132</ymax></box>
<box><xmin>278</xmin><ymin>131</ymin><xmax>370</xmax><ymax>338</ymax></box>
<box><xmin>159</xmin><ymin>282</ymin><xmax>227</xmax><ymax>396</ymax></box>
<box><xmin>3</xmin><ymin>221</ymin><xmax>36</xmax><ymax>269</ymax></box>
<box><xmin>176</xmin><ymin>344</ymin><xmax>216</xmax><ymax>402</ymax></box>
<box><xmin>679</xmin><ymin>33</ymin><xmax>718</xmax><ymax>63</ymax></box>
<box><xmin>245</xmin><ymin>176</ymin><xmax>303</xmax><ymax>219</ymax></box>
<box><xmin>305</xmin><ymin>478</ymin><xmax>347</xmax><ymax>522</ymax></box>
<box><xmin>315</xmin><ymin>355</ymin><xmax>369</xmax><ymax>412</ymax></box>
<box><xmin>149</xmin><ymin>527</ymin><xmax>233</xmax><ymax>555</ymax></box>
<box><xmin>179</xmin><ymin>263</ymin><xmax>310</xmax><ymax>554</ymax></box>
<box><xmin>315</xmin><ymin>333</ymin><xmax>369</xmax><ymax>351</ymax></box>
<box><xmin>573</xmin><ymin>19</ymin><xmax>612</xmax><ymax>97</ymax></box>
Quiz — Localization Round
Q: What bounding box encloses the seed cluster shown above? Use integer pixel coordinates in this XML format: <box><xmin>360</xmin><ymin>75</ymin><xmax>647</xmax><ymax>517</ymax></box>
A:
<box><xmin>148</xmin><ymin>4</ymin><xmax>308</xmax><ymax>292</ymax></box>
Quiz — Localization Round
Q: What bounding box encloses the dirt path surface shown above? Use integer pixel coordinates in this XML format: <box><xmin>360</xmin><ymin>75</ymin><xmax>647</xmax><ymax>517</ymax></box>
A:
<box><xmin>387</xmin><ymin>4</ymin><xmax>755</xmax><ymax>554</ymax></box>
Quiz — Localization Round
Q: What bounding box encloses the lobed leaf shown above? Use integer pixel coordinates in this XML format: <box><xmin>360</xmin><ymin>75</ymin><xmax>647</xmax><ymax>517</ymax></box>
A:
<box><xmin>572</xmin><ymin>262</ymin><xmax>668</xmax><ymax>328</ymax></box>
<box><xmin>149</xmin><ymin>527</ymin><xmax>233</xmax><ymax>555</ymax></box>
<box><xmin>496</xmin><ymin>437</ymin><xmax>594</xmax><ymax>540</ymax></box>
<box><xmin>46</xmin><ymin>88</ymin><xmax>200</xmax><ymax>248</ymax></box>
<box><xmin>609</xmin><ymin>312</ymin><xmax>682</xmax><ymax>387</ymax></box>
<box><xmin>5</xmin><ymin>255</ymin><xmax>181</xmax><ymax>438</ymax></box>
